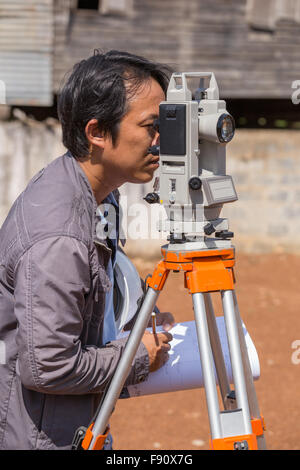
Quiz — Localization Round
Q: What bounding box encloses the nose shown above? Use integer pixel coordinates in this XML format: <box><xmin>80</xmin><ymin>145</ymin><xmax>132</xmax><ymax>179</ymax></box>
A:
<box><xmin>151</xmin><ymin>131</ymin><xmax>160</xmax><ymax>147</ymax></box>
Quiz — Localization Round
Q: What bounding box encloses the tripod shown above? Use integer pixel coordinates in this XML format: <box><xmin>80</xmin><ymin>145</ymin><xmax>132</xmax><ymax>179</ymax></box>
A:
<box><xmin>74</xmin><ymin>242</ymin><xmax>266</xmax><ymax>451</ymax></box>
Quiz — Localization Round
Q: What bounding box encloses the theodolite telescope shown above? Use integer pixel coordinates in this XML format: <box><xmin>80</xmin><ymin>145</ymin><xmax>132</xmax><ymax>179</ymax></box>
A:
<box><xmin>145</xmin><ymin>72</ymin><xmax>238</xmax><ymax>246</ymax></box>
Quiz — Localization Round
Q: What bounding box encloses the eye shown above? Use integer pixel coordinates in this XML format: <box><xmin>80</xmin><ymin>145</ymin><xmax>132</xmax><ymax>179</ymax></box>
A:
<box><xmin>142</xmin><ymin>123</ymin><xmax>156</xmax><ymax>136</ymax></box>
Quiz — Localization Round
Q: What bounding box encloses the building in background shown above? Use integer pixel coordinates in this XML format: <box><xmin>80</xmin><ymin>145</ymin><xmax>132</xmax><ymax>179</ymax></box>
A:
<box><xmin>1</xmin><ymin>0</ymin><xmax>300</xmax><ymax>254</ymax></box>
<box><xmin>1</xmin><ymin>0</ymin><xmax>300</xmax><ymax>127</ymax></box>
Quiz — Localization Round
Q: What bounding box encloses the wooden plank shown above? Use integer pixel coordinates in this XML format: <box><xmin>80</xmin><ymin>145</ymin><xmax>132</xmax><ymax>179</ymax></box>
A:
<box><xmin>0</xmin><ymin>0</ymin><xmax>52</xmax><ymax>5</ymax></box>
<box><xmin>0</xmin><ymin>16</ymin><xmax>52</xmax><ymax>24</ymax></box>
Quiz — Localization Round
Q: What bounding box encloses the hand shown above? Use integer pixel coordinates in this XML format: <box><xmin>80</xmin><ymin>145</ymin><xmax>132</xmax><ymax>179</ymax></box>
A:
<box><xmin>148</xmin><ymin>311</ymin><xmax>175</xmax><ymax>332</ymax></box>
<box><xmin>142</xmin><ymin>330</ymin><xmax>173</xmax><ymax>372</ymax></box>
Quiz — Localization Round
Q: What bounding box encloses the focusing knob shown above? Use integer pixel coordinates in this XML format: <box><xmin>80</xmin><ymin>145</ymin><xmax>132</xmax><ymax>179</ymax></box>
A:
<box><xmin>144</xmin><ymin>192</ymin><xmax>160</xmax><ymax>204</ymax></box>
<box><xmin>189</xmin><ymin>176</ymin><xmax>202</xmax><ymax>190</ymax></box>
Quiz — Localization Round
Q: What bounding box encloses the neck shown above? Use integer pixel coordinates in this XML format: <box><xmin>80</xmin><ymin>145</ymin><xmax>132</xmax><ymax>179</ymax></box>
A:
<box><xmin>76</xmin><ymin>155</ymin><xmax>119</xmax><ymax>205</ymax></box>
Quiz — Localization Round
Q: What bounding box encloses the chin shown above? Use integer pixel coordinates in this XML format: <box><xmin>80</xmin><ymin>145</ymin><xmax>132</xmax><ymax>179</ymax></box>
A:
<box><xmin>130</xmin><ymin>171</ymin><xmax>155</xmax><ymax>184</ymax></box>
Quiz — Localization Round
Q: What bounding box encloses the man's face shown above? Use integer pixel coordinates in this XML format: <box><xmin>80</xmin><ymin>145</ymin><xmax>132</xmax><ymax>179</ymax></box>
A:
<box><xmin>101</xmin><ymin>77</ymin><xmax>165</xmax><ymax>184</ymax></box>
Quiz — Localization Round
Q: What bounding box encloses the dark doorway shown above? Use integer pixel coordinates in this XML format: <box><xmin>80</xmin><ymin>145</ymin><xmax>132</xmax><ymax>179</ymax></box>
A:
<box><xmin>77</xmin><ymin>0</ymin><xmax>99</xmax><ymax>10</ymax></box>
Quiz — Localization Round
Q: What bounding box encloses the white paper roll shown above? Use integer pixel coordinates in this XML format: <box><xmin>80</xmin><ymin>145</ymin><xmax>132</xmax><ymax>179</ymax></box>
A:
<box><xmin>120</xmin><ymin>317</ymin><xmax>260</xmax><ymax>398</ymax></box>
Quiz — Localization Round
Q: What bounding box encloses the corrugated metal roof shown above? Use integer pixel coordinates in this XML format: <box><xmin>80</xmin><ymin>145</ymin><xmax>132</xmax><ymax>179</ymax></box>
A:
<box><xmin>0</xmin><ymin>0</ymin><xmax>54</xmax><ymax>106</ymax></box>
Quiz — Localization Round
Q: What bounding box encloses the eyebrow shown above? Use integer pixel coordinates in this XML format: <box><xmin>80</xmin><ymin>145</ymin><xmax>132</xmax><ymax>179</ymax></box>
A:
<box><xmin>139</xmin><ymin>113</ymin><xmax>158</xmax><ymax>125</ymax></box>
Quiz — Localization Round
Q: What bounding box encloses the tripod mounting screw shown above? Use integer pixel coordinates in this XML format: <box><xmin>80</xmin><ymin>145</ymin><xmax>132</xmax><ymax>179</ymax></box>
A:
<box><xmin>189</xmin><ymin>176</ymin><xmax>202</xmax><ymax>191</ymax></box>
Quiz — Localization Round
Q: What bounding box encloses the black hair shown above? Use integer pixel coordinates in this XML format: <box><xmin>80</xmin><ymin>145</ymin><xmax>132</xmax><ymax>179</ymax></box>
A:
<box><xmin>57</xmin><ymin>50</ymin><xmax>172</xmax><ymax>158</ymax></box>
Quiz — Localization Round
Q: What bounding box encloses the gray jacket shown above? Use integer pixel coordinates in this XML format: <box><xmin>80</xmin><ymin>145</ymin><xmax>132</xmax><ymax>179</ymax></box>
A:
<box><xmin>0</xmin><ymin>152</ymin><xmax>149</xmax><ymax>450</ymax></box>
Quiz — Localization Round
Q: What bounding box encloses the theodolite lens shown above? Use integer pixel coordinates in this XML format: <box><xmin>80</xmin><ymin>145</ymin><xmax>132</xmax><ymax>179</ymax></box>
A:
<box><xmin>217</xmin><ymin>114</ymin><xmax>235</xmax><ymax>143</ymax></box>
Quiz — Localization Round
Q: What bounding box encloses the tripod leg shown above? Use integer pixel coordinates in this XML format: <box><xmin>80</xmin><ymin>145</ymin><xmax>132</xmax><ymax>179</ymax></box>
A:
<box><xmin>232</xmin><ymin>291</ymin><xmax>267</xmax><ymax>449</ymax></box>
<box><xmin>88</xmin><ymin>287</ymin><xmax>160</xmax><ymax>450</ymax></box>
<box><xmin>204</xmin><ymin>293</ymin><xmax>235</xmax><ymax>410</ymax></box>
<box><xmin>221</xmin><ymin>290</ymin><xmax>252</xmax><ymax>435</ymax></box>
<box><xmin>192</xmin><ymin>293</ymin><xmax>222</xmax><ymax>440</ymax></box>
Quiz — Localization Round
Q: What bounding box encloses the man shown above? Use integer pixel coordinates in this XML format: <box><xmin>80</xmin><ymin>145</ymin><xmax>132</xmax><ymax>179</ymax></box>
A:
<box><xmin>0</xmin><ymin>50</ymin><xmax>174</xmax><ymax>450</ymax></box>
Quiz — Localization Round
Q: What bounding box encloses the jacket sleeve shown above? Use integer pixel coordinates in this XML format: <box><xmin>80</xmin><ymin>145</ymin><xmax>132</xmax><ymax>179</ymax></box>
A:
<box><xmin>13</xmin><ymin>235</ymin><xmax>149</xmax><ymax>395</ymax></box>
<box><xmin>122</xmin><ymin>275</ymin><xmax>160</xmax><ymax>332</ymax></box>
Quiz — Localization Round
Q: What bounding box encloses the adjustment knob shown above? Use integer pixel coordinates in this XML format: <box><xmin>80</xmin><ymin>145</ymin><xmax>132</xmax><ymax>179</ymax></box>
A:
<box><xmin>189</xmin><ymin>176</ymin><xmax>202</xmax><ymax>190</ymax></box>
<box><xmin>215</xmin><ymin>230</ymin><xmax>234</xmax><ymax>239</ymax></box>
<box><xmin>204</xmin><ymin>223</ymin><xmax>215</xmax><ymax>235</ymax></box>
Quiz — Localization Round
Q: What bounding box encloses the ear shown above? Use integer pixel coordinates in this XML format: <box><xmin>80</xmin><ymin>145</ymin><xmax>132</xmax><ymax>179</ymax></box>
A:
<box><xmin>85</xmin><ymin>119</ymin><xmax>107</xmax><ymax>150</ymax></box>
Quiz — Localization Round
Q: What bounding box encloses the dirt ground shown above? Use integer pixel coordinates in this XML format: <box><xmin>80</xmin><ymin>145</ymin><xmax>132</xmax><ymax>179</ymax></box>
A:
<box><xmin>109</xmin><ymin>252</ymin><xmax>300</xmax><ymax>451</ymax></box>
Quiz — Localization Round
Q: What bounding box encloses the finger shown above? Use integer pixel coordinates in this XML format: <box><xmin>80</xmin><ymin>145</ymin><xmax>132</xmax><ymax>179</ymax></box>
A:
<box><xmin>158</xmin><ymin>331</ymin><xmax>173</xmax><ymax>343</ymax></box>
<box><xmin>162</xmin><ymin>312</ymin><xmax>175</xmax><ymax>324</ymax></box>
<box><xmin>162</xmin><ymin>322</ymin><xmax>173</xmax><ymax>332</ymax></box>
<box><xmin>157</xmin><ymin>312</ymin><xmax>175</xmax><ymax>329</ymax></box>
<box><xmin>160</xmin><ymin>343</ymin><xmax>171</xmax><ymax>351</ymax></box>
<box><xmin>160</xmin><ymin>343</ymin><xmax>171</xmax><ymax>352</ymax></box>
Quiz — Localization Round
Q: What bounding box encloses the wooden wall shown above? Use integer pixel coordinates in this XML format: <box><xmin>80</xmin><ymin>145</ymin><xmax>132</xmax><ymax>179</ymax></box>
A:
<box><xmin>0</xmin><ymin>0</ymin><xmax>54</xmax><ymax>105</ymax></box>
<box><xmin>53</xmin><ymin>0</ymin><xmax>300</xmax><ymax>99</ymax></box>
<box><xmin>1</xmin><ymin>1</ymin><xmax>300</xmax><ymax>105</ymax></box>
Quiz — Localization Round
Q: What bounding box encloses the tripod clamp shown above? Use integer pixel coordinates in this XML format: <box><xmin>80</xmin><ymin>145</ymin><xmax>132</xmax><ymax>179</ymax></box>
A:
<box><xmin>72</xmin><ymin>424</ymin><xmax>110</xmax><ymax>451</ymax></box>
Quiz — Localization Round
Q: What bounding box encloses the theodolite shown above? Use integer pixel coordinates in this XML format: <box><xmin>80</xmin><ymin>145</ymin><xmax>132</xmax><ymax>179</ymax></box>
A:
<box><xmin>145</xmin><ymin>72</ymin><xmax>237</xmax><ymax>245</ymax></box>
